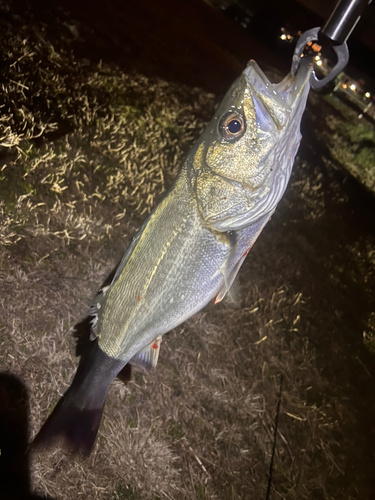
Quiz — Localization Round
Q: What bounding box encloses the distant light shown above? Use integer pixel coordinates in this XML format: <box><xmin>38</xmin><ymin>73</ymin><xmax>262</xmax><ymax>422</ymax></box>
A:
<box><xmin>286</xmin><ymin>34</ymin><xmax>292</xmax><ymax>40</ymax></box>
<box><xmin>316</xmin><ymin>60</ymin><xmax>323</xmax><ymax>66</ymax></box>
<box><xmin>350</xmin><ymin>84</ymin><xmax>356</xmax><ymax>91</ymax></box>
<box><xmin>342</xmin><ymin>83</ymin><xmax>347</xmax><ymax>89</ymax></box>
<box><xmin>315</xmin><ymin>55</ymin><xmax>321</xmax><ymax>61</ymax></box>
<box><xmin>280</xmin><ymin>34</ymin><xmax>287</xmax><ymax>40</ymax></box>
<box><xmin>365</xmin><ymin>92</ymin><xmax>371</xmax><ymax>98</ymax></box>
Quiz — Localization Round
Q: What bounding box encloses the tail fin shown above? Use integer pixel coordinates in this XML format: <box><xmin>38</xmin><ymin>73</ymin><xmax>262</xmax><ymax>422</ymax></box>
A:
<box><xmin>33</xmin><ymin>388</ymin><xmax>104</xmax><ymax>455</ymax></box>
<box><xmin>33</xmin><ymin>343</ymin><xmax>124</xmax><ymax>454</ymax></box>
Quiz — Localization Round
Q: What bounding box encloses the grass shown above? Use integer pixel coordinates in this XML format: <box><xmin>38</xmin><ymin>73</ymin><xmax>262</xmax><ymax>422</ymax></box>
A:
<box><xmin>112</xmin><ymin>485</ymin><xmax>144</xmax><ymax>500</ymax></box>
<box><xmin>1</xmin><ymin>1</ymin><xmax>375</xmax><ymax>500</ymax></box>
<box><xmin>320</xmin><ymin>93</ymin><xmax>375</xmax><ymax>191</ymax></box>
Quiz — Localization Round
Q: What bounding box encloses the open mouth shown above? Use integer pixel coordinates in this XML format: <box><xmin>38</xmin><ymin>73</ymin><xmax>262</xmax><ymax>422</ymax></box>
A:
<box><xmin>244</xmin><ymin>60</ymin><xmax>312</xmax><ymax>129</ymax></box>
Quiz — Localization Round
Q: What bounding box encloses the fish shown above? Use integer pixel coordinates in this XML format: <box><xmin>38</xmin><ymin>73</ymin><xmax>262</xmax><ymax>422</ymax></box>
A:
<box><xmin>33</xmin><ymin>59</ymin><xmax>312</xmax><ymax>454</ymax></box>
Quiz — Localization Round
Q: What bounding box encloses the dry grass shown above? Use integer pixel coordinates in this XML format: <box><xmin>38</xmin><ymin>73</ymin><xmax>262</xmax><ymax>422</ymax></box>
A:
<box><xmin>1</xmin><ymin>2</ymin><xmax>375</xmax><ymax>500</ymax></box>
<box><xmin>1</xmin><ymin>260</ymin><xmax>345</xmax><ymax>500</ymax></box>
<box><xmin>309</xmin><ymin>92</ymin><xmax>375</xmax><ymax>192</ymax></box>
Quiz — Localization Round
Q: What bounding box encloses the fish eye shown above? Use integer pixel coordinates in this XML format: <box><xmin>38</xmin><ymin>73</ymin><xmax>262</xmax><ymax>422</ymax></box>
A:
<box><xmin>219</xmin><ymin>112</ymin><xmax>245</xmax><ymax>141</ymax></box>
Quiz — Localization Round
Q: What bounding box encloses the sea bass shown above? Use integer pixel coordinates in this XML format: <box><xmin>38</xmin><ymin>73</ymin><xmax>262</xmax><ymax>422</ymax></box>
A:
<box><xmin>34</xmin><ymin>60</ymin><xmax>312</xmax><ymax>453</ymax></box>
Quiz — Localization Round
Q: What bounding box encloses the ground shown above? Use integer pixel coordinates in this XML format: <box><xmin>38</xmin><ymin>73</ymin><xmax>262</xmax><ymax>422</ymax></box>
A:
<box><xmin>0</xmin><ymin>1</ymin><xmax>375</xmax><ymax>500</ymax></box>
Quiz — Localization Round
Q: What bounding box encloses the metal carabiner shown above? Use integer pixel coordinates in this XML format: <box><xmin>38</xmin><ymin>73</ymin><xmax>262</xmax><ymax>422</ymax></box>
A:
<box><xmin>291</xmin><ymin>0</ymin><xmax>371</xmax><ymax>90</ymax></box>
<box><xmin>291</xmin><ymin>27</ymin><xmax>349</xmax><ymax>90</ymax></box>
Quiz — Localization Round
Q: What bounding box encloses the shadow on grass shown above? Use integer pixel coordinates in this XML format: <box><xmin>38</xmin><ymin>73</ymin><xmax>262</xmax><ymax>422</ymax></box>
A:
<box><xmin>0</xmin><ymin>373</ymin><xmax>55</xmax><ymax>500</ymax></box>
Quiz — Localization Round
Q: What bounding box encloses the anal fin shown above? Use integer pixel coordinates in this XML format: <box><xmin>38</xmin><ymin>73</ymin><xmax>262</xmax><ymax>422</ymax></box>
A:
<box><xmin>130</xmin><ymin>336</ymin><xmax>162</xmax><ymax>371</ymax></box>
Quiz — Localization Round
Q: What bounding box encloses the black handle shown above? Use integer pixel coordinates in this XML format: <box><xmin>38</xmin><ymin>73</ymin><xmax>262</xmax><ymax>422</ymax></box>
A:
<box><xmin>321</xmin><ymin>0</ymin><xmax>371</xmax><ymax>45</ymax></box>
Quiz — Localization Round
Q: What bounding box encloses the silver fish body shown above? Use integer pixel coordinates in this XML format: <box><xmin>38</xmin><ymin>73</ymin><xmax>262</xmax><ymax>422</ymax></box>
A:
<box><xmin>95</xmin><ymin>60</ymin><xmax>312</xmax><ymax>364</ymax></box>
<box><xmin>34</xmin><ymin>60</ymin><xmax>312</xmax><ymax>453</ymax></box>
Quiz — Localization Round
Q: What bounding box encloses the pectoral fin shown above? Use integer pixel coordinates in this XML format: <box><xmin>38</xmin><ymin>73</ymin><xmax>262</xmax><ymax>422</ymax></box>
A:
<box><xmin>214</xmin><ymin>213</ymin><xmax>271</xmax><ymax>304</ymax></box>
<box><xmin>130</xmin><ymin>336</ymin><xmax>162</xmax><ymax>370</ymax></box>
<box><xmin>214</xmin><ymin>250</ymin><xmax>249</xmax><ymax>304</ymax></box>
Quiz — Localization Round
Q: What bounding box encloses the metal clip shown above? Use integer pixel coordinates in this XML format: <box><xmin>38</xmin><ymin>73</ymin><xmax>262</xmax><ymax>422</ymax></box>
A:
<box><xmin>291</xmin><ymin>27</ymin><xmax>349</xmax><ymax>90</ymax></box>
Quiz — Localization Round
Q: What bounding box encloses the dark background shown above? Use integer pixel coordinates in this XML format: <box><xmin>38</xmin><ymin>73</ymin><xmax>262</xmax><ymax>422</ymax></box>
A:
<box><xmin>22</xmin><ymin>0</ymin><xmax>375</xmax><ymax>93</ymax></box>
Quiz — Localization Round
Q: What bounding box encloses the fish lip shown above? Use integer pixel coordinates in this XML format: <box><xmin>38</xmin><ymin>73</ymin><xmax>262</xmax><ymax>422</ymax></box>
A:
<box><xmin>281</xmin><ymin>59</ymin><xmax>312</xmax><ymax>107</ymax></box>
<box><xmin>244</xmin><ymin>59</ymin><xmax>312</xmax><ymax>110</ymax></box>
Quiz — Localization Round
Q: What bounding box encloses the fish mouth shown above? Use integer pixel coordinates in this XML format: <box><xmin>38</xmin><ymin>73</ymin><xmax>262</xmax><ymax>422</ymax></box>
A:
<box><xmin>244</xmin><ymin>59</ymin><xmax>312</xmax><ymax>129</ymax></box>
